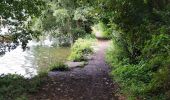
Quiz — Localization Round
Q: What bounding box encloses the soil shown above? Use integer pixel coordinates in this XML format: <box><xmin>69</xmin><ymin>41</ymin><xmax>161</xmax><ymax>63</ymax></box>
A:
<box><xmin>29</xmin><ymin>40</ymin><xmax>119</xmax><ymax>100</ymax></box>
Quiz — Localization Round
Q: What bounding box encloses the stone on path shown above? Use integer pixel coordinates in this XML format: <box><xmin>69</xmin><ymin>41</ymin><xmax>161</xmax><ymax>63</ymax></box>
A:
<box><xmin>65</xmin><ymin>61</ymin><xmax>87</xmax><ymax>69</ymax></box>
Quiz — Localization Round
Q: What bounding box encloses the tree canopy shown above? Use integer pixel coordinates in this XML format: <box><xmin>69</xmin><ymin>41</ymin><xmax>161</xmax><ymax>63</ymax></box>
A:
<box><xmin>0</xmin><ymin>0</ymin><xmax>45</xmax><ymax>45</ymax></box>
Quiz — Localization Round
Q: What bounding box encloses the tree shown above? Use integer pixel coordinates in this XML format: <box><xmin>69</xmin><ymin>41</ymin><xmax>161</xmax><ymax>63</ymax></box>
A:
<box><xmin>31</xmin><ymin>0</ymin><xmax>95</xmax><ymax>46</ymax></box>
<box><xmin>105</xmin><ymin>0</ymin><xmax>170</xmax><ymax>99</ymax></box>
<box><xmin>0</xmin><ymin>0</ymin><xmax>45</xmax><ymax>48</ymax></box>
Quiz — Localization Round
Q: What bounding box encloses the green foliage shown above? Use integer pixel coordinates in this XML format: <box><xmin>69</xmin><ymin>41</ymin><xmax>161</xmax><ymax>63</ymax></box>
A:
<box><xmin>0</xmin><ymin>0</ymin><xmax>45</xmax><ymax>48</ymax></box>
<box><xmin>104</xmin><ymin>0</ymin><xmax>170</xmax><ymax>99</ymax></box>
<box><xmin>16</xmin><ymin>95</ymin><xmax>28</xmax><ymax>100</ymax></box>
<box><xmin>32</xmin><ymin>0</ymin><xmax>95</xmax><ymax>44</ymax></box>
<box><xmin>71</xmin><ymin>28</ymin><xmax>86</xmax><ymax>40</ymax></box>
<box><xmin>1</xmin><ymin>0</ymin><xmax>170</xmax><ymax>99</ymax></box>
<box><xmin>49</xmin><ymin>62</ymin><xmax>69</xmax><ymax>71</ymax></box>
<box><xmin>83</xmin><ymin>34</ymin><xmax>96</xmax><ymax>39</ymax></box>
<box><xmin>107</xmin><ymin>34</ymin><xmax>170</xmax><ymax>99</ymax></box>
<box><xmin>92</xmin><ymin>22</ymin><xmax>111</xmax><ymax>39</ymax></box>
<box><xmin>53</xmin><ymin>9</ymin><xmax>70</xmax><ymax>27</ymax></box>
<box><xmin>68</xmin><ymin>38</ymin><xmax>94</xmax><ymax>61</ymax></box>
<box><xmin>73</xmin><ymin>7</ymin><xmax>94</xmax><ymax>21</ymax></box>
<box><xmin>142</xmin><ymin>34</ymin><xmax>170</xmax><ymax>58</ymax></box>
<box><xmin>0</xmin><ymin>74</ymin><xmax>47</xmax><ymax>100</ymax></box>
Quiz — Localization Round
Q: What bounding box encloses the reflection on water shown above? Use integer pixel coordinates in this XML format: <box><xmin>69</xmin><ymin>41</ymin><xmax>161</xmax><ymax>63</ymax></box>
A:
<box><xmin>0</xmin><ymin>45</ymin><xmax>37</xmax><ymax>78</ymax></box>
<box><xmin>0</xmin><ymin>41</ymin><xmax>70</xmax><ymax>78</ymax></box>
<box><xmin>33</xmin><ymin>46</ymin><xmax>70</xmax><ymax>73</ymax></box>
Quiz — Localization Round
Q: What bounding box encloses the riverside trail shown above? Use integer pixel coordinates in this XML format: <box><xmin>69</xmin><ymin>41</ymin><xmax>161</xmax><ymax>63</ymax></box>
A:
<box><xmin>30</xmin><ymin>40</ymin><xmax>119</xmax><ymax>100</ymax></box>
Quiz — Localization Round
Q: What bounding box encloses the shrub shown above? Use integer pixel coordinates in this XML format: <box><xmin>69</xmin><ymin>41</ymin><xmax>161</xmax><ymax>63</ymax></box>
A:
<box><xmin>91</xmin><ymin>22</ymin><xmax>112</xmax><ymax>39</ymax></box>
<box><xmin>0</xmin><ymin>74</ymin><xmax>47</xmax><ymax>100</ymax></box>
<box><xmin>48</xmin><ymin>62</ymin><xmax>69</xmax><ymax>71</ymax></box>
<box><xmin>71</xmin><ymin>28</ymin><xmax>87</xmax><ymax>41</ymax></box>
<box><xmin>104</xmin><ymin>0</ymin><xmax>170</xmax><ymax>99</ymax></box>
<box><xmin>106</xmin><ymin>34</ymin><xmax>170</xmax><ymax>99</ymax></box>
<box><xmin>83</xmin><ymin>34</ymin><xmax>96</xmax><ymax>39</ymax></box>
<box><xmin>68</xmin><ymin>38</ymin><xmax>94</xmax><ymax>61</ymax></box>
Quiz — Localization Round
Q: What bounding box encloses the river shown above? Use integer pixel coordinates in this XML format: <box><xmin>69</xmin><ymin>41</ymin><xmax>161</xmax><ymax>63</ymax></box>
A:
<box><xmin>0</xmin><ymin>41</ymin><xmax>70</xmax><ymax>78</ymax></box>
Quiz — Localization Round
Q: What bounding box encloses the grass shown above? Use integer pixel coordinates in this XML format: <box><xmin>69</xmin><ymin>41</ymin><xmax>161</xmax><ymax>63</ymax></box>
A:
<box><xmin>0</xmin><ymin>61</ymin><xmax>69</xmax><ymax>100</ymax></box>
<box><xmin>0</xmin><ymin>73</ymin><xmax>47</xmax><ymax>100</ymax></box>
<box><xmin>0</xmin><ymin>59</ymin><xmax>72</xmax><ymax>100</ymax></box>
<box><xmin>48</xmin><ymin>62</ymin><xmax>69</xmax><ymax>71</ymax></box>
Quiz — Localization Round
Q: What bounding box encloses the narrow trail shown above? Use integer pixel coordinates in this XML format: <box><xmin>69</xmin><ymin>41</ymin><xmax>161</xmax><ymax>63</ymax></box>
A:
<box><xmin>30</xmin><ymin>40</ymin><xmax>118</xmax><ymax>100</ymax></box>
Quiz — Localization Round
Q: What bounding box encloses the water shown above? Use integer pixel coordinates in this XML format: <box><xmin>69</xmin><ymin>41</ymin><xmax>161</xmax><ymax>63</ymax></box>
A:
<box><xmin>33</xmin><ymin>46</ymin><xmax>70</xmax><ymax>73</ymax></box>
<box><xmin>0</xmin><ymin>40</ymin><xmax>70</xmax><ymax>78</ymax></box>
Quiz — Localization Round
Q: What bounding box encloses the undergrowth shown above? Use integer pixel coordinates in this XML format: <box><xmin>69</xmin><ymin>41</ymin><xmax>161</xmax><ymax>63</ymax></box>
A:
<box><xmin>106</xmin><ymin>34</ymin><xmax>170</xmax><ymax>100</ymax></box>
<box><xmin>0</xmin><ymin>73</ymin><xmax>47</xmax><ymax>100</ymax></box>
<box><xmin>68</xmin><ymin>38</ymin><xmax>94</xmax><ymax>62</ymax></box>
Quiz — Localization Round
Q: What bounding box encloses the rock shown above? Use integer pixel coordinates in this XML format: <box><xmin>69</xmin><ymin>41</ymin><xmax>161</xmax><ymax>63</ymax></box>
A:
<box><xmin>105</xmin><ymin>82</ymin><xmax>109</xmax><ymax>85</ymax></box>
<box><xmin>65</xmin><ymin>61</ymin><xmax>87</xmax><ymax>69</ymax></box>
<box><xmin>57</xmin><ymin>88</ymin><xmax>61</xmax><ymax>91</ymax></box>
<box><xmin>84</xmin><ymin>55</ymin><xmax>93</xmax><ymax>60</ymax></box>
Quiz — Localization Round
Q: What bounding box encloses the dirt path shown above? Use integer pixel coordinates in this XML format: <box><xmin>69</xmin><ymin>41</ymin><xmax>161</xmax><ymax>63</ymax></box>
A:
<box><xmin>30</xmin><ymin>40</ymin><xmax>118</xmax><ymax>100</ymax></box>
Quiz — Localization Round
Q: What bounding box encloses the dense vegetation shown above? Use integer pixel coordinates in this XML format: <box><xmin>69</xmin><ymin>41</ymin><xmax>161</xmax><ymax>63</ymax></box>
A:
<box><xmin>92</xmin><ymin>22</ymin><xmax>111</xmax><ymax>39</ymax></box>
<box><xmin>0</xmin><ymin>0</ymin><xmax>45</xmax><ymax>48</ymax></box>
<box><xmin>1</xmin><ymin>0</ymin><xmax>170</xmax><ymax>100</ymax></box>
<box><xmin>105</xmin><ymin>0</ymin><xmax>170</xmax><ymax>99</ymax></box>
<box><xmin>68</xmin><ymin>38</ymin><xmax>94</xmax><ymax>62</ymax></box>
<box><xmin>0</xmin><ymin>73</ymin><xmax>47</xmax><ymax>100</ymax></box>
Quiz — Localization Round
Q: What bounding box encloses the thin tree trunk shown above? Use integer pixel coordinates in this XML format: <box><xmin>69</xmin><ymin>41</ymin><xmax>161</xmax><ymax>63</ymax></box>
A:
<box><xmin>67</xmin><ymin>17</ymin><xmax>73</xmax><ymax>46</ymax></box>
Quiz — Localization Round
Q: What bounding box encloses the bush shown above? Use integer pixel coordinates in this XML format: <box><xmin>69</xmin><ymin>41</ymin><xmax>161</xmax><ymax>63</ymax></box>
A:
<box><xmin>48</xmin><ymin>62</ymin><xmax>69</xmax><ymax>71</ymax></box>
<box><xmin>104</xmin><ymin>0</ymin><xmax>170</xmax><ymax>99</ymax></box>
<box><xmin>92</xmin><ymin>22</ymin><xmax>112</xmax><ymax>39</ymax></box>
<box><xmin>106</xmin><ymin>34</ymin><xmax>170</xmax><ymax>99</ymax></box>
<box><xmin>0</xmin><ymin>74</ymin><xmax>47</xmax><ymax>100</ymax></box>
<box><xmin>71</xmin><ymin>28</ymin><xmax>87</xmax><ymax>41</ymax></box>
<box><xmin>68</xmin><ymin>38</ymin><xmax>94</xmax><ymax>61</ymax></box>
